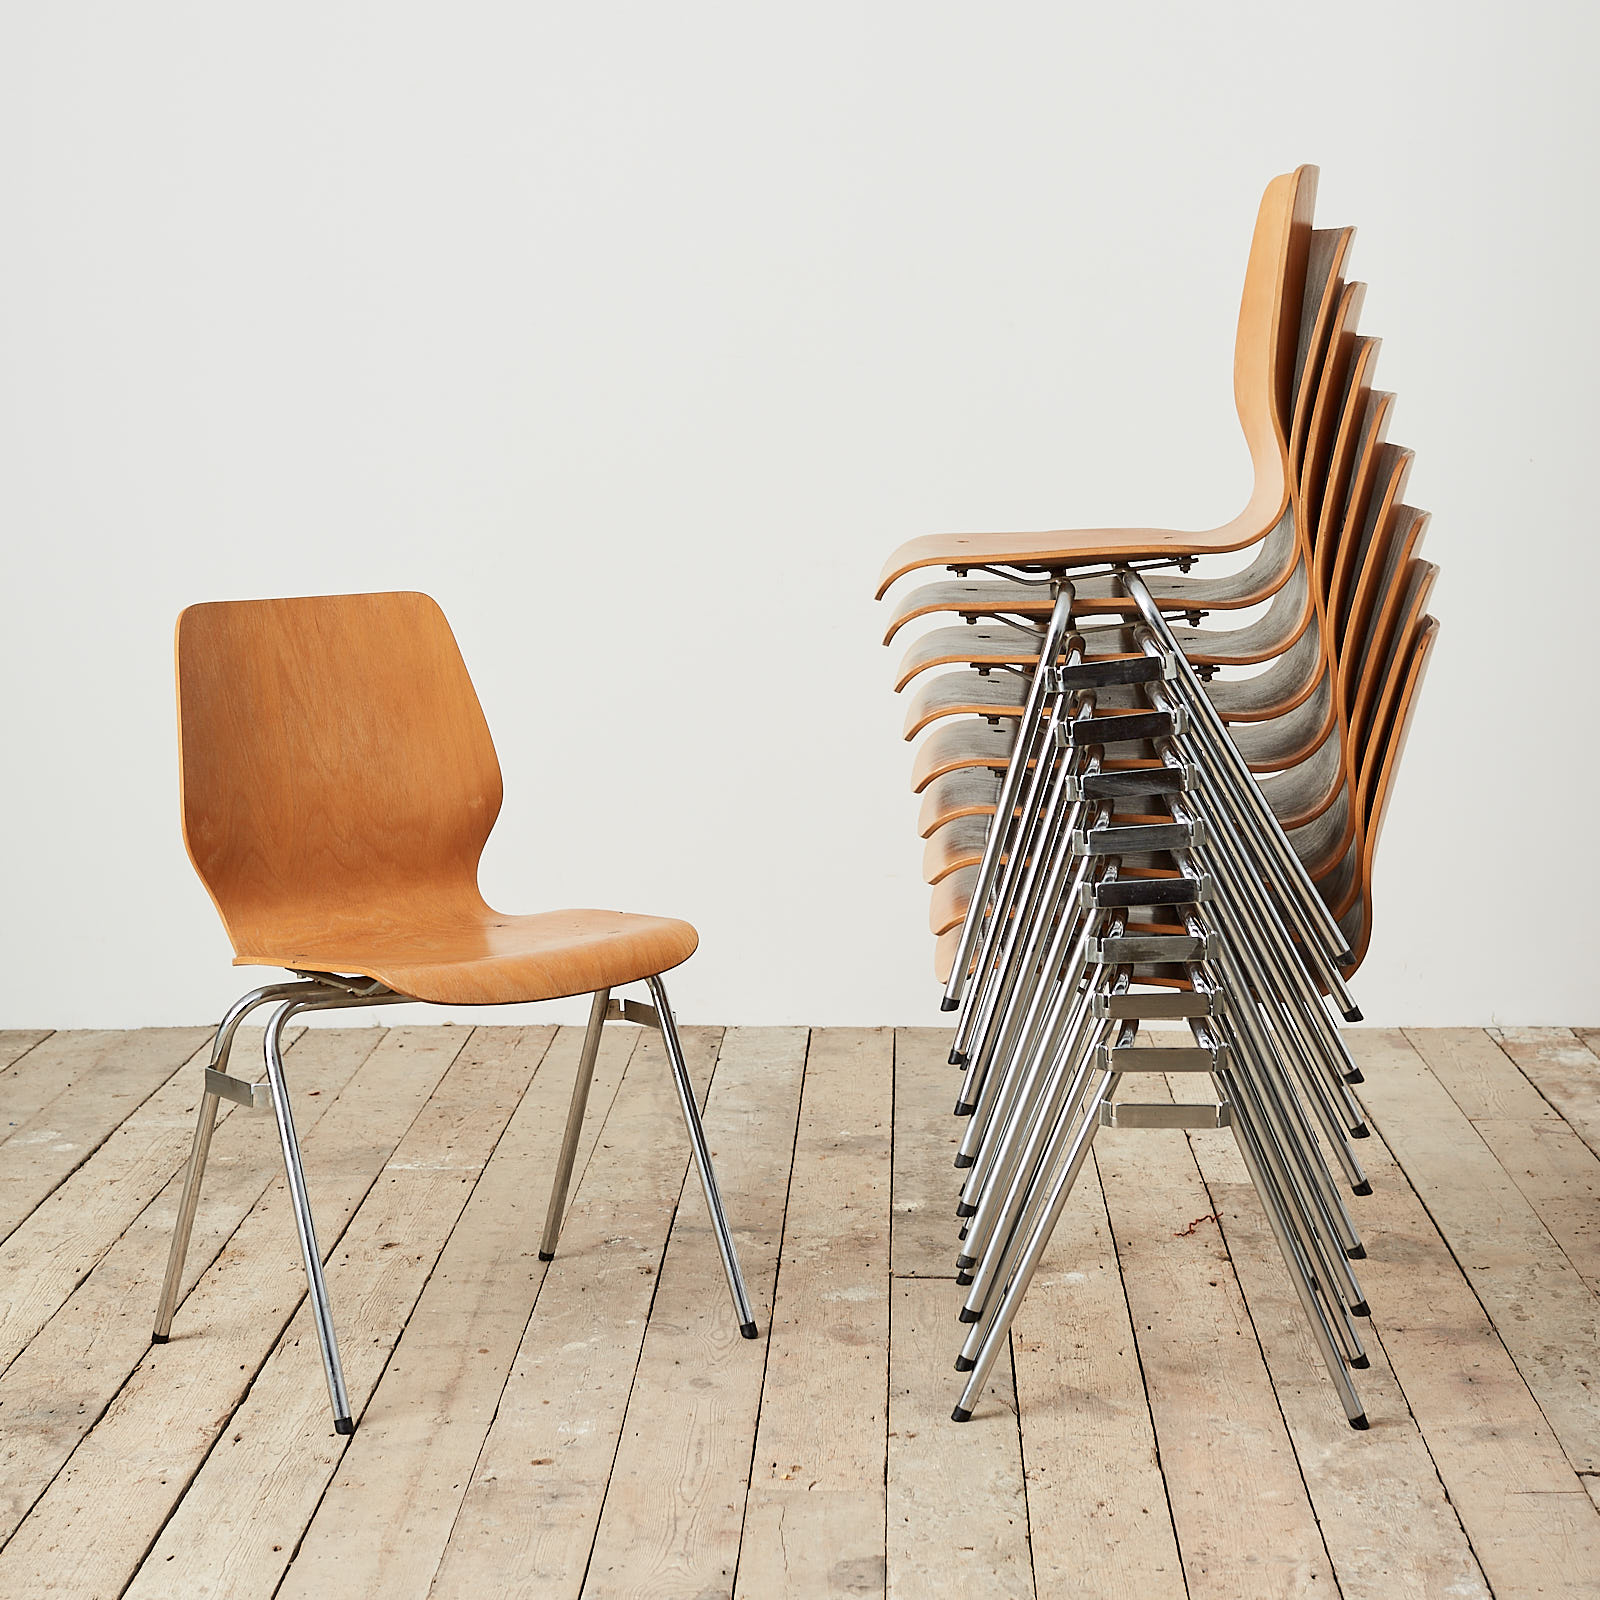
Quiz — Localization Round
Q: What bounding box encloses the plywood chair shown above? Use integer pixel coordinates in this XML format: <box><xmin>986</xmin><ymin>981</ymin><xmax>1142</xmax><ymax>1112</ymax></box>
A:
<box><xmin>152</xmin><ymin>591</ymin><xmax>757</xmax><ymax>1435</ymax></box>
<box><xmin>876</xmin><ymin>165</ymin><xmax>1320</xmax><ymax>605</ymax></box>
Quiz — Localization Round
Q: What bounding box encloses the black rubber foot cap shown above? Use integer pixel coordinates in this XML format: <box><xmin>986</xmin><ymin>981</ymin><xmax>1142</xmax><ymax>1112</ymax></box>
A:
<box><xmin>1353</xmin><ymin>1179</ymin><xmax>1373</xmax><ymax>1197</ymax></box>
<box><xmin>955</xmin><ymin>1254</ymin><xmax>975</xmax><ymax>1271</ymax></box>
<box><xmin>1351</xmin><ymin>1353</ymin><xmax>1370</xmax><ymax>1369</ymax></box>
<box><xmin>1346</xmin><ymin>1243</ymin><xmax>1367</xmax><ymax>1260</ymax></box>
<box><xmin>537</xmin><ymin>1250</ymin><xmax>555</xmax><ymax>1262</ymax></box>
<box><xmin>150</xmin><ymin>1333</ymin><xmax>169</xmax><ymax>1345</ymax></box>
<box><xmin>1351</xmin><ymin>1122</ymin><xmax>1370</xmax><ymax>1139</ymax></box>
<box><xmin>1349</xmin><ymin>1412</ymin><xmax>1369</xmax><ymax>1431</ymax></box>
<box><xmin>335</xmin><ymin>1417</ymin><xmax>355</xmax><ymax>1436</ymax></box>
<box><xmin>740</xmin><ymin>1321</ymin><xmax>759</xmax><ymax>1340</ymax></box>
<box><xmin>948</xmin><ymin>1050</ymin><xmax>967</xmax><ymax>1067</ymax></box>
<box><xmin>955</xmin><ymin>1200</ymin><xmax>977</xmax><ymax>1218</ymax></box>
<box><xmin>958</xmin><ymin>1307</ymin><xmax>980</xmax><ymax>1324</ymax></box>
<box><xmin>951</xmin><ymin>1405</ymin><xmax>973</xmax><ymax>1422</ymax></box>
<box><xmin>1342</xmin><ymin>1005</ymin><xmax>1364</xmax><ymax>1023</ymax></box>
<box><xmin>954</xmin><ymin>1101</ymin><xmax>975</xmax><ymax>1117</ymax></box>
<box><xmin>957</xmin><ymin>1226</ymin><xmax>968</xmax><ymax>1241</ymax></box>
<box><xmin>1344</xmin><ymin>1069</ymin><xmax>1364</xmax><ymax>1084</ymax></box>
<box><xmin>1351</xmin><ymin>1300</ymin><xmax>1370</xmax><ymax>1318</ymax></box>
<box><xmin>953</xmin><ymin>1356</ymin><xmax>975</xmax><ymax>1373</ymax></box>
<box><xmin>956</xmin><ymin>1271</ymin><xmax>973</xmax><ymax>1286</ymax></box>
<box><xmin>953</xmin><ymin>1153</ymin><xmax>974</xmax><ymax>1170</ymax></box>
<box><xmin>940</xmin><ymin>997</ymin><xmax>959</xmax><ymax>1012</ymax></box>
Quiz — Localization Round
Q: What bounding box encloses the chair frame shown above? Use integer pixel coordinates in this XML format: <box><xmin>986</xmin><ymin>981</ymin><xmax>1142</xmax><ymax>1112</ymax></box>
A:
<box><xmin>153</xmin><ymin>969</ymin><xmax>754</xmax><ymax>1435</ymax></box>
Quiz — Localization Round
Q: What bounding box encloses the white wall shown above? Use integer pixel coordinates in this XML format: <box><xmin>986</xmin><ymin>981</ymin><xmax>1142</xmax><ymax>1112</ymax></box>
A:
<box><xmin>2</xmin><ymin>3</ymin><xmax>1594</xmax><ymax>1028</ymax></box>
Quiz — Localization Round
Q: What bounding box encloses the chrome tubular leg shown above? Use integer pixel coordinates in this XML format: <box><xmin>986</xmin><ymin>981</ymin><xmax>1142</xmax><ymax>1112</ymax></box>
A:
<box><xmin>1225</xmin><ymin>1073</ymin><xmax>1368</xmax><ymax>1427</ymax></box>
<box><xmin>961</xmin><ymin>1009</ymin><xmax>1108</xmax><ymax>1314</ymax></box>
<box><xmin>151</xmin><ymin>981</ymin><xmax>309</xmax><ymax>1344</ymax></box>
<box><xmin>952</xmin><ymin>699</ymin><xmax>1071</xmax><ymax>1062</ymax></box>
<box><xmin>262</xmin><ymin>998</ymin><xmax>355</xmax><ymax>1434</ymax></box>
<box><xmin>152</xmin><ymin>1090</ymin><xmax>220</xmax><ymax>1342</ymax></box>
<box><xmin>952</xmin><ymin>1069</ymin><xmax>1117</xmax><ymax>1412</ymax></box>
<box><xmin>538</xmin><ymin>988</ymin><xmax>611</xmax><ymax>1261</ymax></box>
<box><xmin>646</xmin><ymin>975</ymin><xmax>757</xmax><ymax>1339</ymax></box>
<box><xmin>954</xmin><ymin>769</ymin><xmax>1081</xmax><ymax>1109</ymax></box>
<box><xmin>945</xmin><ymin>588</ymin><xmax>1077</xmax><ymax>1014</ymax></box>
<box><xmin>956</xmin><ymin>788</ymin><xmax>1092</xmax><ymax>1121</ymax></box>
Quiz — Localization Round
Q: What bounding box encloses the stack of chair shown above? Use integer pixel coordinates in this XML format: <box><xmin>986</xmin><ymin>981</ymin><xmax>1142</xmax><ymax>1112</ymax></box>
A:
<box><xmin>875</xmin><ymin>167</ymin><xmax>1439</xmax><ymax>1427</ymax></box>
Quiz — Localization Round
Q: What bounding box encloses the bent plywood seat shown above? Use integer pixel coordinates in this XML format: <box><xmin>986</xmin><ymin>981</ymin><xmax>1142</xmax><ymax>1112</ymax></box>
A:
<box><xmin>875</xmin><ymin>166</ymin><xmax>1319</xmax><ymax>600</ymax></box>
<box><xmin>179</xmin><ymin>596</ymin><xmax>696</xmax><ymax>1005</ymax></box>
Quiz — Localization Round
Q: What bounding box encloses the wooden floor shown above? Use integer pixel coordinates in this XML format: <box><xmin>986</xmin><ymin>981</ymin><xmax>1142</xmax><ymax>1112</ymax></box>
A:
<box><xmin>1</xmin><ymin>1025</ymin><xmax>1599</xmax><ymax>1598</ymax></box>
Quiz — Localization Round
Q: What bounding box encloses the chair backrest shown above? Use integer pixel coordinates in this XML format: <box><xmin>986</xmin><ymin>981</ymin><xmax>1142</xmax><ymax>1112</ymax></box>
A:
<box><xmin>1228</xmin><ymin>165</ymin><xmax>1319</xmax><ymax>535</ymax></box>
<box><xmin>176</xmin><ymin>592</ymin><xmax>502</xmax><ymax>959</ymax></box>
<box><xmin>1339</xmin><ymin>613</ymin><xmax>1440</xmax><ymax>967</ymax></box>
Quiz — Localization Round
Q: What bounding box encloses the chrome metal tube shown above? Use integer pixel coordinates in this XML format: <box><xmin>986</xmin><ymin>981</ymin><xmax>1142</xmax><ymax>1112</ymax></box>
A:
<box><xmin>647</xmin><ymin>975</ymin><xmax>757</xmax><ymax>1337</ymax></box>
<box><xmin>538</xmin><ymin>988</ymin><xmax>611</xmax><ymax>1260</ymax></box>
<box><xmin>943</xmin><ymin>587</ymin><xmax>1076</xmax><ymax>1013</ymax></box>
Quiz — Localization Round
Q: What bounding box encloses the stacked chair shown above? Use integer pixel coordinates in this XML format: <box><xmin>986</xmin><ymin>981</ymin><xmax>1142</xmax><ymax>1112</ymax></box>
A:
<box><xmin>876</xmin><ymin>167</ymin><xmax>1439</xmax><ymax>1428</ymax></box>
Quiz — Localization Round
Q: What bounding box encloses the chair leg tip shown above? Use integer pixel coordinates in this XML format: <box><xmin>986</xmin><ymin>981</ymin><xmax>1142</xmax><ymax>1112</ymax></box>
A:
<box><xmin>1342</xmin><ymin>1005</ymin><xmax>1363</xmax><ymax>1023</ymax></box>
<box><xmin>953</xmin><ymin>1153</ymin><xmax>974</xmax><ymax>1169</ymax></box>
<box><xmin>1351</xmin><ymin>1300</ymin><xmax>1370</xmax><ymax>1318</ymax></box>
<box><xmin>335</xmin><ymin>1417</ymin><xmax>355</xmax><ymax>1436</ymax></box>
<box><xmin>953</xmin><ymin>1102</ymin><xmax>976</xmax><ymax>1118</ymax></box>
<box><xmin>948</xmin><ymin>1050</ymin><xmax>967</xmax><ymax>1066</ymax></box>
<box><xmin>1350</xmin><ymin>1122</ymin><xmax>1370</xmax><ymax>1139</ymax></box>
<box><xmin>1349</xmin><ymin>1412</ymin><xmax>1369</xmax><ymax>1431</ymax></box>
<box><xmin>953</xmin><ymin>1356</ymin><xmax>975</xmax><ymax>1372</ymax></box>
<box><xmin>955</xmin><ymin>1200</ymin><xmax>977</xmax><ymax>1217</ymax></box>
<box><xmin>1351</xmin><ymin>1353</ymin><xmax>1370</xmax><ymax>1369</ymax></box>
<box><xmin>739</xmin><ymin>1321</ymin><xmax>759</xmax><ymax>1340</ymax></box>
<box><xmin>1346</xmin><ymin>1243</ymin><xmax>1367</xmax><ymax>1260</ymax></box>
<box><xmin>150</xmin><ymin>1333</ymin><xmax>169</xmax><ymax>1345</ymax></box>
<box><xmin>1352</xmin><ymin>1180</ymin><xmax>1373</xmax><ymax>1197</ymax></box>
<box><xmin>951</xmin><ymin>1405</ymin><xmax>973</xmax><ymax>1422</ymax></box>
<box><xmin>955</xmin><ymin>1272</ymin><xmax>973</xmax><ymax>1287</ymax></box>
<box><xmin>1344</xmin><ymin>1069</ymin><xmax>1365</xmax><ymax>1084</ymax></box>
<box><xmin>954</xmin><ymin>1254</ymin><xmax>975</xmax><ymax>1271</ymax></box>
<box><xmin>537</xmin><ymin>1251</ymin><xmax>556</xmax><ymax>1262</ymax></box>
<box><xmin>958</xmin><ymin>1307</ymin><xmax>980</xmax><ymax>1324</ymax></box>
<box><xmin>940</xmin><ymin>997</ymin><xmax>960</xmax><ymax>1013</ymax></box>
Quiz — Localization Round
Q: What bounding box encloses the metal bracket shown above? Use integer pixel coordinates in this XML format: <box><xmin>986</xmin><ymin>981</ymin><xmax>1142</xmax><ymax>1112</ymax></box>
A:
<box><xmin>1096</xmin><ymin>1044</ymin><xmax>1229</xmax><ymax>1073</ymax></box>
<box><xmin>206</xmin><ymin>1067</ymin><xmax>272</xmax><ymax>1111</ymax></box>
<box><xmin>1079</xmin><ymin>874</ymin><xmax>1210</xmax><ymax>912</ymax></box>
<box><xmin>605</xmin><ymin>998</ymin><xmax>662</xmax><ymax>1030</ymax></box>
<box><xmin>1064</xmin><ymin>707</ymin><xmax>1186</xmax><ymax>747</ymax></box>
<box><xmin>1064</xmin><ymin>764</ymin><xmax>1192</xmax><ymax>800</ymax></box>
<box><xmin>1050</xmin><ymin>646</ymin><xmax>1176</xmax><ymax>693</ymax></box>
<box><xmin>1098</xmin><ymin>1101</ymin><xmax>1232</xmax><ymax>1129</ymax></box>
<box><xmin>1072</xmin><ymin>819</ymin><xmax>1205</xmax><ymax>857</ymax></box>
<box><xmin>1090</xmin><ymin>932</ymin><xmax>1210</xmax><ymax>965</ymax></box>
<box><xmin>1092</xmin><ymin>989</ymin><xmax>1218</xmax><ymax>1020</ymax></box>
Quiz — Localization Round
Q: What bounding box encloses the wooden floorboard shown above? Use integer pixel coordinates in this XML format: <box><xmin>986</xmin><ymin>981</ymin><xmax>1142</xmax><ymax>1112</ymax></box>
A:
<box><xmin>0</xmin><ymin>1025</ymin><xmax>1596</xmax><ymax>1597</ymax></box>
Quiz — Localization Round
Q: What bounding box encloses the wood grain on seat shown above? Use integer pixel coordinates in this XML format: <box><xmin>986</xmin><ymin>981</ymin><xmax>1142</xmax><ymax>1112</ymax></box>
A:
<box><xmin>177</xmin><ymin>592</ymin><xmax>697</xmax><ymax>1005</ymax></box>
